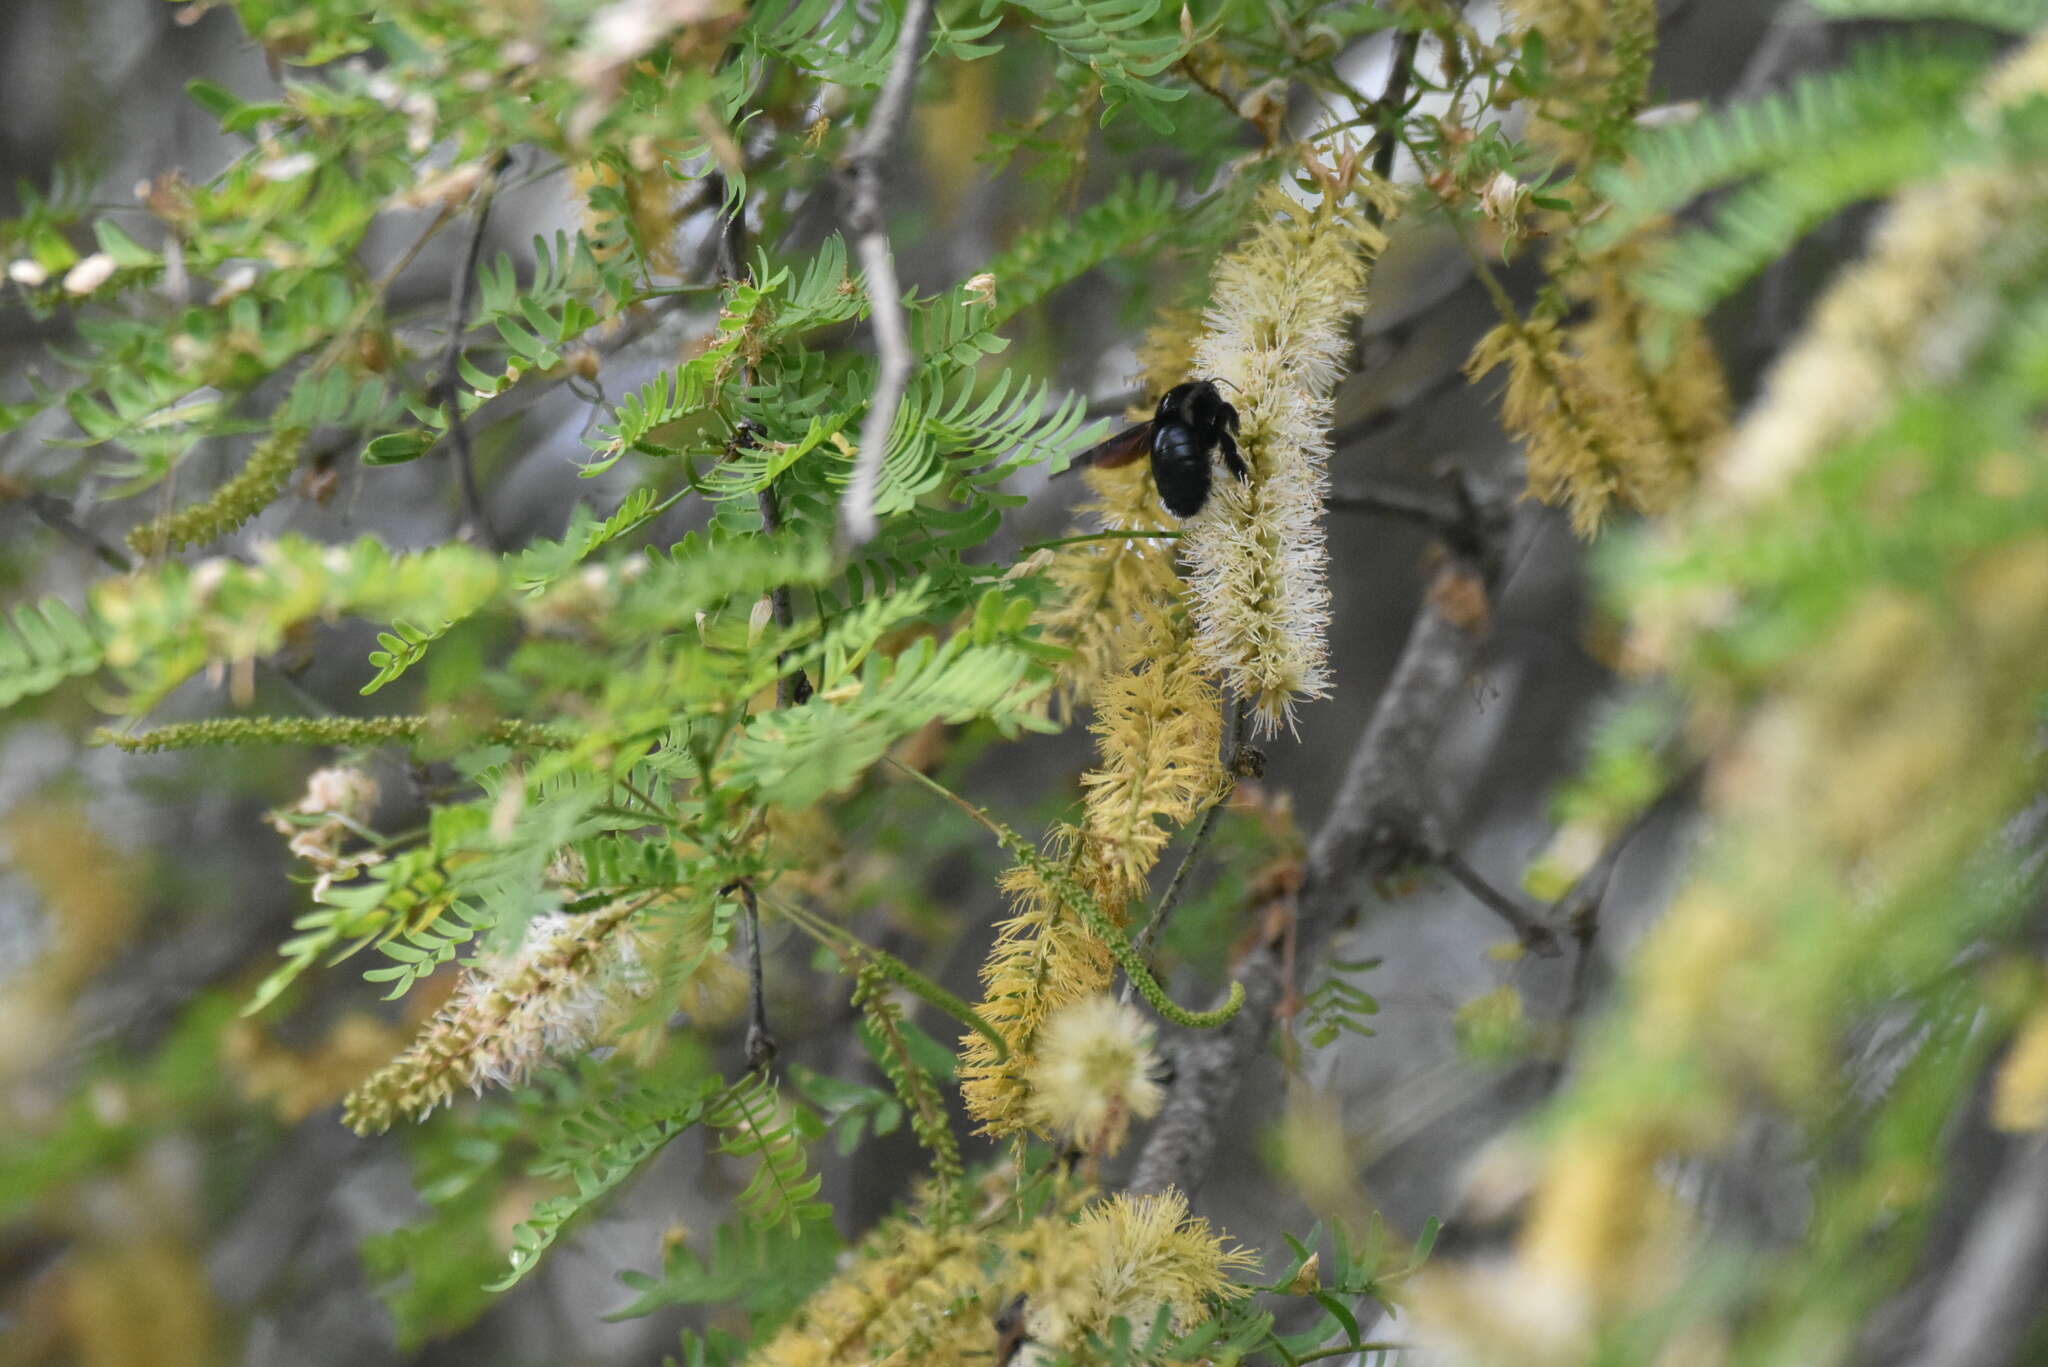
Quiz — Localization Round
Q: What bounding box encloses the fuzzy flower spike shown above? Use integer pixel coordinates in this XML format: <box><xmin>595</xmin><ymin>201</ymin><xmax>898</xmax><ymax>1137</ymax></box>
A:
<box><xmin>343</xmin><ymin>901</ymin><xmax>651</xmax><ymax>1134</ymax></box>
<box><xmin>1181</xmin><ymin>181</ymin><xmax>1394</xmax><ymax>734</ymax></box>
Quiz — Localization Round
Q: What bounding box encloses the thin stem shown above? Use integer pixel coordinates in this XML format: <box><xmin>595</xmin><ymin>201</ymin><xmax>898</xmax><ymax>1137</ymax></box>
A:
<box><xmin>1546</xmin><ymin>763</ymin><xmax>1699</xmax><ymax>1080</ymax></box>
<box><xmin>1439</xmin><ymin>847</ymin><xmax>1560</xmax><ymax>957</ymax></box>
<box><xmin>615</xmin><ymin>774</ymin><xmax>675</xmax><ymax>825</ymax></box>
<box><xmin>1328</xmin><ymin>367</ymin><xmax>1468</xmax><ymax>452</ymax></box>
<box><xmin>21</xmin><ymin>490</ymin><xmax>133</xmax><ymax>571</ymax></box>
<box><xmin>709</xmin><ymin>157</ymin><xmax>813</xmax><ymax>710</ymax></box>
<box><xmin>1368</xmin><ymin>28</ymin><xmax>1423</xmax><ymax>214</ymax></box>
<box><xmin>441</xmin><ymin>162</ymin><xmax>506</xmax><ymax>552</ymax></box>
<box><xmin>722</xmin><ymin>881</ymin><xmax>778</xmax><ymax>1074</ymax></box>
<box><xmin>1024</xmin><ymin>529</ymin><xmax>1183</xmax><ymax>552</ymax></box>
<box><xmin>837</xmin><ymin>0</ymin><xmax>935</xmax><ymax>551</ymax></box>
<box><xmin>1122</xmin><ymin>698</ymin><xmax>1252</xmax><ymax>1004</ymax></box>
<box><xmin>885</xmin><ymin>754</ymin><xmax>1006</xmax><ymax>841</ymax></box>
<box><xmin>1325</xmin><ymin>481</ymin><xmax>1465</xmax><ymax>530</ymax></box>
<box><xmin>1293</xmin><ymin>1343</ymin><xmax>1411</xmax><ymax>1364</ymax></box>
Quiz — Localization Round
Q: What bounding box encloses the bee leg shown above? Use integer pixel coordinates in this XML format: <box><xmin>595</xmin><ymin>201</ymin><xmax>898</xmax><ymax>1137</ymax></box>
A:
<box><xmin>1220</xmin><ymin>431</ymin><xmax>1250</xmax><ymax>482</ymax></box>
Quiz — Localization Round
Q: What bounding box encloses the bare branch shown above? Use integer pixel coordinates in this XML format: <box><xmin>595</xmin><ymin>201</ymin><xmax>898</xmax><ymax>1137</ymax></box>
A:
<box><xmin>1439</xmin><ymin>847</ymin><xmax>1560</xmax><ymax>958</ymax></box>
<box><xmin>1328</xmin><ymin>365</ymin><xmax>1468</xmax><ymax>454</ymax></box>
<box><xmin>1326</xmin><ymin>479</ymin><xmax>1465</xmax><ymax>532</ymax></box>
<box><xmin>836</xmin><ymin>0</ymin><xmax>935</xmax><ymax>552</ymax></box>
<box><xmin>711</xmin><ymin>166</ymin><xmax>814</xmax><ymax>710</ymax></box>
<box><xmin>1903</xmin><ymin>1135</ymin><xmax>2048</xmax><ymax>1367</ymax></box>
<box><xmin>723</xmin><ymin>881</ymin><xmax>779</xmax><ymax>1075</ymax></box>
<box><xmin>18</xmin><ymin>489</ymin><xmax>133</xmax><ymax>571</ymax></box>
<box><xmin>439</xmin><ymin>160</ymin><xmax>507</xmax><ymax>552</ymax></box>
<box><xmin>1131</xmin><ymin>476</ymin><xmax>1515</xmax><ymax>1196</ymax></box>
<box><xmin>1543</xmin><ymin>761</ymin><xmax>1700</xmax><ymax>1086</ymax></box>
<box><xmin>755</xmin><ymin>471</ymin><xmax>814</xmax><ymax>708</ymax></box>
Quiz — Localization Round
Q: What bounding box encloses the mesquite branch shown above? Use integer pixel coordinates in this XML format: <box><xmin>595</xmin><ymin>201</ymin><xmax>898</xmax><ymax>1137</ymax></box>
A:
<box><xmin>723</xmin><ymin>881</ymin><xmax>778</xmax><ymax>1075</ymax></box>
<box><xmin>1131</xmin><ymin>474</ymin><xmax>1514</xmax><ymax>1196</ymax></box>
<box><xmin>439</xmin><ymin>160</ymin><xmax>507</xmax><ymax>553</ymax></box>
<box><xmin>836</xmin><ymin>0</ymin><xmax>934</xmax><ymax>551</ymax></box>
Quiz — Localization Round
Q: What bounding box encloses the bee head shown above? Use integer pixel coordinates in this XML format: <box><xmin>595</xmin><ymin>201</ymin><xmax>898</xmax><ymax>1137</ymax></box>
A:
<box><xmin>1160</xmin><ymin>379</ymin><xmax>1232</xmax><ymax>428</ymax></box>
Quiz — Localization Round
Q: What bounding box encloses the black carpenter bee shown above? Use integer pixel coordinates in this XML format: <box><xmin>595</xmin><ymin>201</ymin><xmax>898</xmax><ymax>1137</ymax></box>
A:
<box><xmin>1068</xmin><ymin>379</ymin><xmax>1246</xmax><ymax>518</ymax></box>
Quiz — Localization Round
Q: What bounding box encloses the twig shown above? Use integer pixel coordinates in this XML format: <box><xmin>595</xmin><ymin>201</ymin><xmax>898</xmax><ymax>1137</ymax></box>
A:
<box><xmin>722</xmin><ymin>881</ymin><xmax>778</xmax><ymax>1074</ymax></box>
<box><xmin>710</xmin><ymin>164</ymin><xmax>814</xmax><ymax>709</ymax></box>
<box><xmin>1438</xmin><ymin>847</ymin><xmax>1560</xmax><ymax>957</ymax></box>
<box><xmin>20</xmin><ymin>491</ymin><xmax>133</xmax><ymax>571</ymax></box>
<box><xmin>1902</xmin><ymin>1134</ymin><xmax>2048</xmax><ymax>1367</ymax></box>
<box><xmin>755</xmin><ymin>472</ymin><xmax>814</xmax><ymax>708</ymax></box>
<box><xmin>439</xmin><ymin>161</ymin><xmax>507</xmax><ymax>552</ymax></box>
<box><xmin>1544</xmin><ymin>762</ymin><xmax>1700</xmax><ymax>1082</ymax></box>
<box><xmin>1367</xmin><ymin>27</ymin><xmax>1422</xmax><ymax>206</ymax></box>
<box><xmin>1325</xmin><ymin>480</ymin><xmax>1465</xmax><ymax>531</ymax></box>
<box><xmin>1294</xmin><ymin>1344</ymin><xmax>1413</xmax><ymax>1364</ymax></box>
<box><xmin>1130</xmin><ymin>474</ymin><xmax>1513</xmax><ymax>1195</ymax></box>
<box><xmin>836</xmin><ymin>0</ymin><xmax>935</xmax><ymax>552</ymax></box>
<box><xmin>1122</xmin><ymin>700</ymin><xmax>1254</xmax><ymax>1004</ymax></box>
<box><xmin>312</xmin><ymin>204</ymin><xmax>457</xmax><ymax>376</ymax></box>
<box><xmin>1328</xmin><ymin>366</ymin><xmax>1468</xmax><ymax>453</ymax></box>
<box><xmin>1025</xmin><ymin>529</ymin><xmax>1183</xmax><ymax>552</ymax></box>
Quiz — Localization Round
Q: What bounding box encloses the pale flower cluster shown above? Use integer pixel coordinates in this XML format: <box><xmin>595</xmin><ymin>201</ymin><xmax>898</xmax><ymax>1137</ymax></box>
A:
<box><xmin>343</xmin><ymin>903</ymin><xmax>651</xmax><ymax>1133</ymax></box>
<box><xmin>1022</xmin><ymin>993</ymin><xmax>1165</xmax><ymax>1154</ymax></box>
<box><xmin>265</xmin><ymin>764</ymin><xmax>382</xmax><ymax>897</ymax></box>
<box><xmin>1180</xmin><ymin>188</ymin><xmax>1380</xmax><ymax>734</ymax></box>
<box><xmin>1017</xmin><ymin>1190</ymin><xmax>1255</xmax><ymax>1361</ymax></box>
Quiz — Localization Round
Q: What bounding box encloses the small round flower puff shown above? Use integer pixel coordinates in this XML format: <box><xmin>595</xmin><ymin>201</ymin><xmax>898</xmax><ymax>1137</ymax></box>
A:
<box><xmin>1023</xmin><ymin>993</ymin><xmax>1165</xmax><ymax>1154</ymax></box>
<box><xmin>1180</xmin><ymin>187</ymin><xmax>1383</xmax><ymax>735</ymax></box>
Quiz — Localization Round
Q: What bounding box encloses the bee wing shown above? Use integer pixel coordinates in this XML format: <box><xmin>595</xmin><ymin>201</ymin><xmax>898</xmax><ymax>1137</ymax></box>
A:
<box><xmin>1056</xmin><ymin>421</ymin><xmax>1154</xmax><ymax>477</ymax></box>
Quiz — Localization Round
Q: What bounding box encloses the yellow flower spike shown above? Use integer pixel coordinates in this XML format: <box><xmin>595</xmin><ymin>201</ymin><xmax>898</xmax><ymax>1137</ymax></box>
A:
<box><xmin>1021</xmin><ymin>1190</ymin><xmax>1257</xmax><ymax>1360</ymax></box>
<box><xmin>959</xmin><ymin>834</ymin><xmax>1120</xmax><ymax>1137</ymax></box>
<box><xmin>1080</xmin><ymin>612</ymin><xmax>1224</xmax><ymax>905</ymax></box>
<box><xmin>1040</xmin><ymin>462</ymin><xmax>1184</xmax><ymax>716</ymax></box>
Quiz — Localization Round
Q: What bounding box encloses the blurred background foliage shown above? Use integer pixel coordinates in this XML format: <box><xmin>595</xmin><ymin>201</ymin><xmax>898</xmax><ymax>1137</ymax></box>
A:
<box><xmin>3</xmin><ymin>1</ymin><xmax>2048</xmax><ymax>1365</ymax></box>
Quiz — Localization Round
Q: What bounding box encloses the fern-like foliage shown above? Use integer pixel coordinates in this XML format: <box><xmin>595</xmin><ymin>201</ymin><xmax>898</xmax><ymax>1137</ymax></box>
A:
<box><xmin>706</xmin><ymin>1071</ymin><xmax>830</xmax><ymax>1234</ymax></box>
<box><xmin>1300</xmin><ymin>955</ymin><xmax>1382</xmax><ymax>1050</ymax></box>
<box><xmin>507</xmin><ymin>487</ymin><xmax>686</xmax><ymax>596</ymax></box>
<box><xmin>1009</xmin><ymin>0</ymin><xmax>1189</xmax><ymax>130</ymax></box>
<box><xmin>88</xmin><ymin>535</ymin><xmax>502</xmax><ymax>713</ymax></box>
<box><xmin>246</xmin><ymin>844</ymin><xmax>473</xmax><ymax>1016</ymax></box>
<box><xmin>982</xmin><ymin>174</ymin><xmax>1182</xmax><ymax>326</ymax></box>
<box><xmin>748</xmin><ymin>0</ymin><xmax>1002</xmax><ymax>88</ymax></box>
<box><xmin>1594</xmin><ymin>35</ymin><xmax>2014</xmax><ymax>315</ymax></box>
<box><xmin>606</xmin><ymin>1217</ymin><xmax>842</xmax><ymax>1324</ymax></box>
<box><xmin>728</xmin><ymin>591</ymin><xmax>1058</xmax><ymax>806</ymax></box>
<box><xmin>1810</xmin><ymin>0</ymin><xmax>2048</xmax><ymax>29</ymax></box>
<box><xmin>490</xmin><ymin>1073</ymin><xmax>728</xmax><ymax>1291</ymax></box>
<box><xmin>0</xmin><ymin>596</ymin><xmax>102</xmax><ymax>708</ymax></box>
<box><xmin>1591</xmin><ymin>39</ymin><xmax>1991</xmax><ymax>244</ymax></box>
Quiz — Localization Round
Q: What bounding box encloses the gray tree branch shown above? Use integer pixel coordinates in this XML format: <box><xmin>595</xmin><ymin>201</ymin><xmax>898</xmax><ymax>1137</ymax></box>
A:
<box><xmin>1904</xmin><ymin>1134</ymin><xmax>2048</xmax><ymax>1367</ymax></box>
<box><xmin>837</xmin><ymin>0</ymin><xmax>934</xmax><ymax>551</ymax></box>
<box><xmin>1130</xmin><ymin>485</ymin><xmax>1514</xmax><ymax>1196</ymax></box>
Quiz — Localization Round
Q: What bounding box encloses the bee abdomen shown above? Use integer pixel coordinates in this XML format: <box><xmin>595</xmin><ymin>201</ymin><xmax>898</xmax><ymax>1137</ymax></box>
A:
<box><xmin>1149</xmin><ymin>422</ymin><xmax>1212</xmax><ymax>518</ymax></box>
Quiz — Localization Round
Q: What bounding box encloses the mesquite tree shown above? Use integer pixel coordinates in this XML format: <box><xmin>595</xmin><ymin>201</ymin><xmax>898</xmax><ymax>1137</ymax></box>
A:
<box><xmin>5</xmin><ymin>0</ymin><xmax>2048</xmax><ymax>1364</ymax></box>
